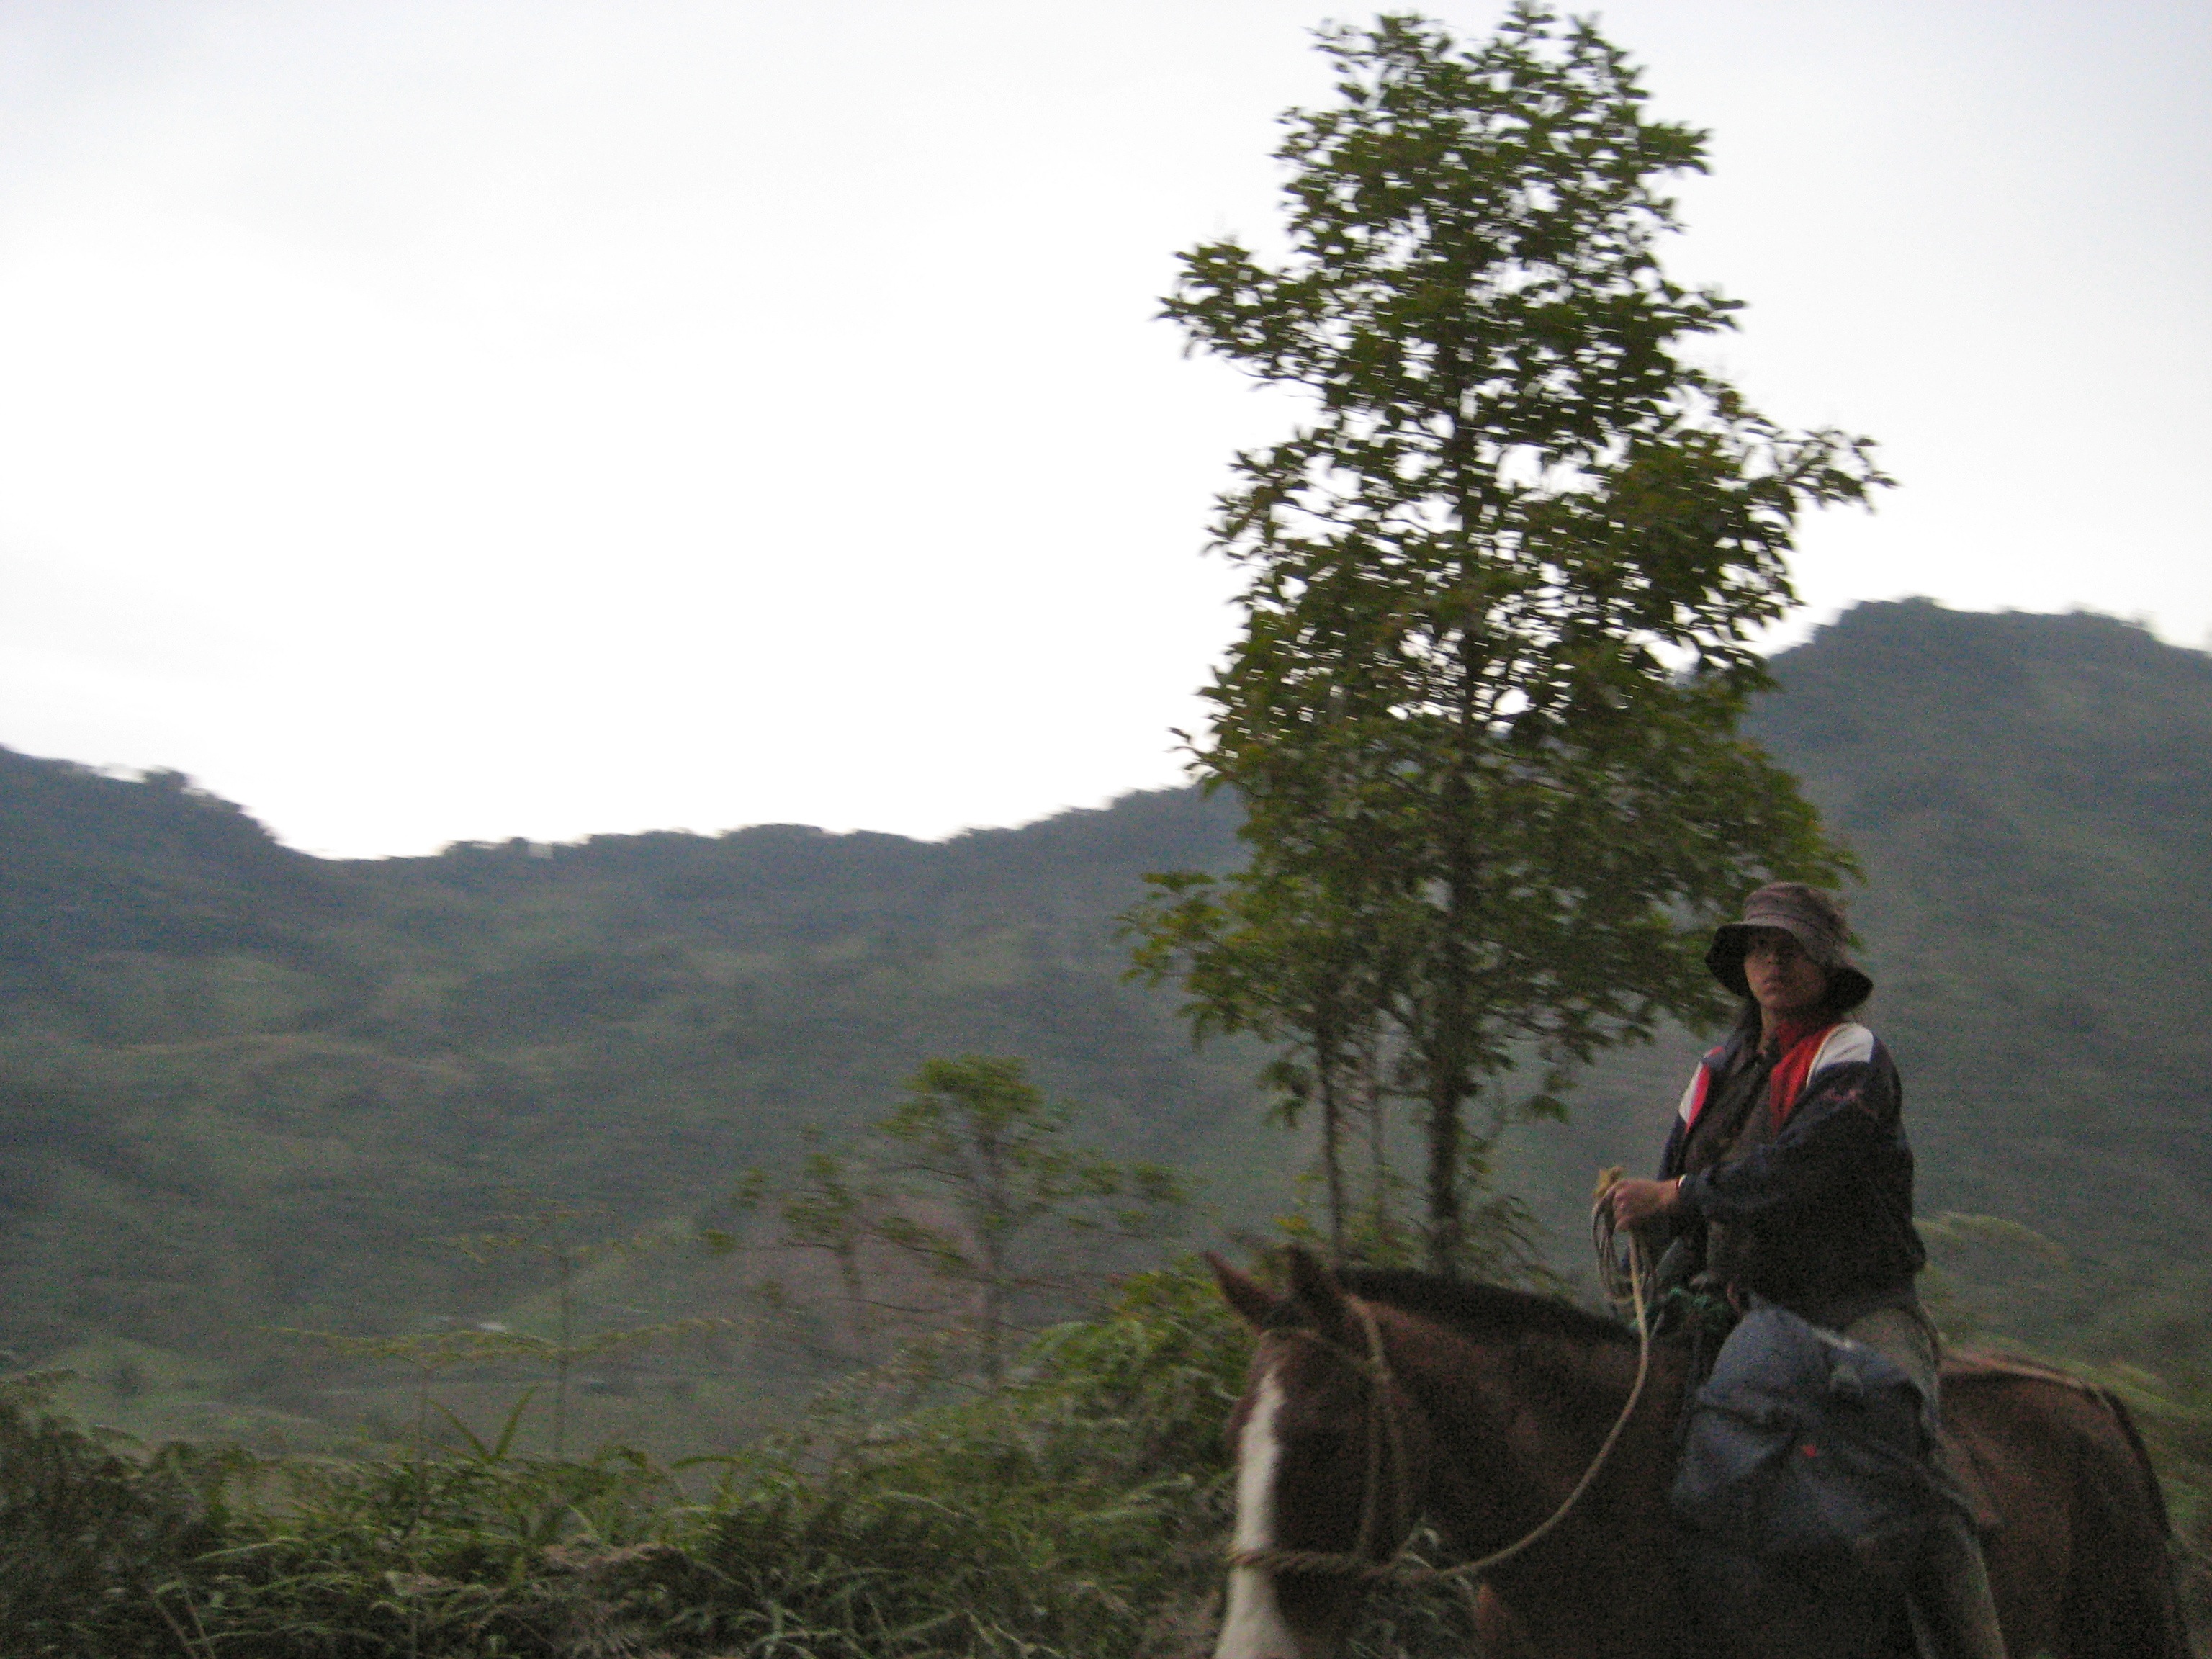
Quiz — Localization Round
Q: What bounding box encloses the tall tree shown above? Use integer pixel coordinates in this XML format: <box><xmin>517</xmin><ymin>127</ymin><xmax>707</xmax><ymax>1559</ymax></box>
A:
<box><xmin>1141</xmin><ymin>5</ymin><xmax>1876</xmax><ymax>1273</ymax></box>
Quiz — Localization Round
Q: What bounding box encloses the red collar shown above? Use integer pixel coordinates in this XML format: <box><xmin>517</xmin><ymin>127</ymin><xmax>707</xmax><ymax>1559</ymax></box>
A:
<box><xmin>1763</xmin><ymin>1015</ymin><xmax>1831</xmax><ymax>1057</ymax></box>
<box><xmin>1766</xmin><ymin>1019</ymin><xmax>1843</xmax><ymax>1128</ymax></box>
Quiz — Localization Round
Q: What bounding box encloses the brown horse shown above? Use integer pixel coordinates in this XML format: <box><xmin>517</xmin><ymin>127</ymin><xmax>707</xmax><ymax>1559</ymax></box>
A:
<box><xmin>1208</xmin><ymin>1249</ymin><xmax>2188</xmax><ymax>1659</ymax></box>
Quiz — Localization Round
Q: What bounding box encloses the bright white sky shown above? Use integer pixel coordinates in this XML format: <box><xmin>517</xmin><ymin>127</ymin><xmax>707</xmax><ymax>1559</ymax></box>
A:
<box><xmin>1</xmin><ymin>1</ymin><xmax>2205</xmax><ymax>858</ymax></box>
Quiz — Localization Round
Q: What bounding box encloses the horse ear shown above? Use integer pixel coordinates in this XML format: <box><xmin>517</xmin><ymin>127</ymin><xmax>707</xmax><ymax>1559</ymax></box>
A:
<box><xmin>1208</xmin><ymin>1251</ymin><xmax>1280</xmax><ymax>1329</ymax></box>
<box><xmin>1283</xmin><ymin>1244</ymin><xmax>1358</xmax><ymax>1346</ymax></box>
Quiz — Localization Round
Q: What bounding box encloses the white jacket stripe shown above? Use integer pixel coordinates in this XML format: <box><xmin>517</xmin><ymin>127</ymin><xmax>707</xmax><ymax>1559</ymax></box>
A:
<box><xmin>1810</xmin><ymin>1022</ymin><xmax>1875</xmax><ymax>1075</ymax></box>
<box><xmin>1676</xmin><ymin>1066</ymin><xmax>1709</xmax><ymax>1125</ymax></box>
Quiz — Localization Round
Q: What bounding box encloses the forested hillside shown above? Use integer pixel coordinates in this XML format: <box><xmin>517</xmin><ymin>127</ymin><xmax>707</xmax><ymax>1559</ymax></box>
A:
<box><xmin>0</xmin><ymin>766</ymin><xmax>1272</xmax><ymax>1447</ymax></box>
<box><xmin>2</xmin><ymin>599</ymin><xmax>2208</xmax><ymax>1446</ymax></box>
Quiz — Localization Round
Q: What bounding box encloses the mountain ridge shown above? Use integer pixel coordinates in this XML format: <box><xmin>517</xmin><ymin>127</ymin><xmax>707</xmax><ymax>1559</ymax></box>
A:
<box><xmin>2</xmin><ymin>598</ymin><xmax>2208</xmax><ymax>1442</ymax></box>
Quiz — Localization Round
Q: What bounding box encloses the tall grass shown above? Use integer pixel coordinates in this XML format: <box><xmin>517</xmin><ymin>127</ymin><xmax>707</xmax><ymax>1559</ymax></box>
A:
<box><xmin>0</xmin><ymin>1269</ymin><xmax>1255</xmax><ymax>1658</ymax></box>
<box><xmin>8</xmin><ymin>1273</ymin><xmax>2203</xmax><ymax>1658</ymax></box>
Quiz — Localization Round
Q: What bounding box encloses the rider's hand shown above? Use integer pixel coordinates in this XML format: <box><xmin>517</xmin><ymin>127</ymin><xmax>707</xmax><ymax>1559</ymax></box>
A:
<box><xmin>1609</xmin><ymin>1177</ymin><xmax>1682</xmax><ymax>1228</ymax></box>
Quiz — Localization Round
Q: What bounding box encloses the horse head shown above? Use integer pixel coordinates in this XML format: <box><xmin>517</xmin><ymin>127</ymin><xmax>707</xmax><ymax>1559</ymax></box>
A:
<box><xmin>1208</xmin><ymin>1247</ymin><xmax>1434</xmax><ymax>1659</ymax></box>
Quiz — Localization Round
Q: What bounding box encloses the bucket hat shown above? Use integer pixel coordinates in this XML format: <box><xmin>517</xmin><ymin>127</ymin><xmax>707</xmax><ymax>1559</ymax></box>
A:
<box><xmin>1706</xmin><ymin>881</ymin><xmax>1874</xmax><ymax>1009</ymax></box>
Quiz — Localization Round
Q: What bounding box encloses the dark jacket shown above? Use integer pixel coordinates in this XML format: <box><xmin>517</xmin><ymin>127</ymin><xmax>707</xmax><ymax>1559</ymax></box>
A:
<box><xmin>1657</xmin><ymin>1020</ymin><xmax>1926</xmax><ymax>1321</ymax></box>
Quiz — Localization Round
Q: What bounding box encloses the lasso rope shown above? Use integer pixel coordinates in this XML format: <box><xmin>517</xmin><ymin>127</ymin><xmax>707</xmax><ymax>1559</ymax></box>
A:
<box><xmin>1227</xmin><ymin>1185</ymin><xmax>1655</xmax><ymax>1587</ymax></box>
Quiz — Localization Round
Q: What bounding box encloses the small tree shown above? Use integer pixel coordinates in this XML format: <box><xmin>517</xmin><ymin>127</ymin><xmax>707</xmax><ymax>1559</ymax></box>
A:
<box><xmin>742</xmin><ymin>1057</ymin><xmax>1186</xmax><ymax>1381</ymax></box>
<box><xmin>284</xmin><ymin>1197</ymin><xmax>726</xmax><ymax>1464</ymax></box>
<box><xmin>1126</xmin><ymin>866</ymin><xmax>1408</xmax><ymax>1266</ymax></box>
<box><xmin>1138</xmin><ymin>5</ymin><xmax>1872</xmax><ymax>1272</ymax></box>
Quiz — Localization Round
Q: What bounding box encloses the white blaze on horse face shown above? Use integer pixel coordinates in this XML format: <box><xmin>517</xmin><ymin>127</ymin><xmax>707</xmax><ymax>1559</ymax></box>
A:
<box><xmin>1216</xmin><ymin>1370</ymin><xmax>1306</xmax><ymax>1659</ymax></box>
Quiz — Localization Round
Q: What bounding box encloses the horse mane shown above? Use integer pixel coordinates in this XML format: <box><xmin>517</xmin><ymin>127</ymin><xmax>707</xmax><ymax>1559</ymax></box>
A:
<box><xmin>1328</xmin><ymin>1267</ymin><xmax>1636</xmax><ymax>1349</ymax></box>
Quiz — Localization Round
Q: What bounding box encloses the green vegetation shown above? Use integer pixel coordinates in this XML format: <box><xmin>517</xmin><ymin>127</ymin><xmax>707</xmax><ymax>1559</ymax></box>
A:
<box><xmin>0</xmin><ymin>763</ymin><xmax>1275</xmax><ymax>1449</ymax></box>
<box><xmin>0</xmin><ymin>1270</ymin><xmax>1328</xmax><ymax>1658</ymax></box>
<box><xmin>8</xmin><ymin>1262</ymin><xmax>2211</xmax><ymax>1655</ymax></box>
<box><xmin>1135</xmin><ymin>5</ymin><xmax>1874</xmax><ymax>1273</ymax></box>
<box><xmin>0</xmin><ymin>1</ymin><xmax>2202</xmax><ymax>1645</ymax></box>
<box><xmin>739</xmin><ymin>1056</ymin><xmax>1187</xmax><ymax>1382</ymax></box>
<box><xmin>1</xmin><ymin>601</ymin><xmax>2208</xmax><ymax>1452</ymax></box>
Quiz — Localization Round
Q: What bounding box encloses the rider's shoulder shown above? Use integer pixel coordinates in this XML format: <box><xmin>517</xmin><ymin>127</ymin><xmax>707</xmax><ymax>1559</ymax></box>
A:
<box><xmin>1809</xmin><ymin>1020</ymin><xmax>1882</xmax><ymax>1071</ymax></box>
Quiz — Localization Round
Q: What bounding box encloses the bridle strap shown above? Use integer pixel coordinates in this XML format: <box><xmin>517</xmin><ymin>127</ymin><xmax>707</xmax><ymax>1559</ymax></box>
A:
<box><xmin>1227</xmin><ymin>1298</ymin><xmax>1407</xmax><ymax>1576</ymax></box>
<box><xmin>1226</xmin><ymin>1234</ymin><xmax>1655</xmax><ymax>1588</ymax></box>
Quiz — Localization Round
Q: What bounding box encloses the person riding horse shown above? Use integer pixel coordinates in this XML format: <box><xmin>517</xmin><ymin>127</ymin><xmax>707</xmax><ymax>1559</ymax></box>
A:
<box><xmin>1608</xmin><ymin>881</ymin><xmax>2008</xmax><ymax>1659</ymax></box>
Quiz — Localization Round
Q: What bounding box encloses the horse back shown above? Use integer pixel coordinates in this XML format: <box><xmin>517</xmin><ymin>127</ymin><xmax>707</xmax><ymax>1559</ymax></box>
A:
<box><xmin>1942</xmin><ymin>1357</ymin><xmax>2189</xmax><ymax>1659</ymax></box>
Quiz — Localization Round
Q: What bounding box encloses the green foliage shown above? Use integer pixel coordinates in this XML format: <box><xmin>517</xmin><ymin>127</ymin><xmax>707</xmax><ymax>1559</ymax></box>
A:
<box><xmin>9</xmin><ymin>1255</ymin><xmax>2212</xmax><ymax>1655</ymax></box>
<box><xmin>743</xmin><ymin>1058</ymin><xmax>1188</xmax><ymax>1382</ymax></box>
<box><xmin>1128</xmin><ymin>865</ymin><xmax>1409</xmax><ymax>1267</ymax></box>
<box><xmin>437</xmin><ymin>1200</ymin><xmax>732</xmax><ymax>1458</ymax></box>
<box><xmin>1144</xmin><ymin>4</ymin><xmax>1871</xmax><ymax>1271</ymax></box>
<box><xmin>0</xmin><ymin>1375</ymin><xmax>238</xmax><ymax>1656</ymax></box>
<box><xmin>0</xmin><ymin>768</ymin><xmax>1263</xmax><ymax>1442</ymax></box>
<box><xmin>0</xmin><ymin>605</ymin><xmax>2206</xmax><ymax>1447</ymax></box>
<box><xmin>663</xmin><ymin>1267</ymin><xmax>1254</xmax><ymax>1657</ymax></box>
<box><xmin>0</xmin><ymin>1269</ymin><xmax>1256</xmax><ymax>1658</ymax></box>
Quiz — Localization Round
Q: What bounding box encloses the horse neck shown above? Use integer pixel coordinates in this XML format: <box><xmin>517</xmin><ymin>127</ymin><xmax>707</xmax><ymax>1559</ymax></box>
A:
<box><xmin>1390</xmin><ymin>1310</ymin><xmax>1675</xmax><ymax>1551</ymax></box>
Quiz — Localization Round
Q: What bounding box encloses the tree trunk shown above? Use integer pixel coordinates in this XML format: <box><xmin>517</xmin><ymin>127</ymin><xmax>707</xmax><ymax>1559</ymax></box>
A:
<box><xmin>1361</xmin><ymin>1036</ymin><xmax>1393</xmax><ymax>1255</ymax></box>
<box><xmin>1424</xmin><ymin>1064</ymin><xmax>1463</xmax><ymax>1274</ymax></box>
<box><xmin>1420</xmin><ymin>404</ymin><xmax>1488</xmax><ymax>1277</ymax></box>
<box><xmin>978</xmin><ymin>1132</ymin><xmax>1009</xmax><ymax>1384</ymax></box>
<box><xmin>1316</xmin><ymin>1017</ymin><xmax>1347</xmax><ymax>1265</ymax></box>
<box><xmin>979</xmin><ymin>1239</ymin><xmax>1007</xmax><ymax>1383</ymax></box>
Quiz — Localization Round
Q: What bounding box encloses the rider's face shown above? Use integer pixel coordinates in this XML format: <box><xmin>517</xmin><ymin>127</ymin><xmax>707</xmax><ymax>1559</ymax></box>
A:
<box><xmin>1743</xmin><ymin>928</ymin><xmax>1830</xmax><ymax>1022</ymax></box>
